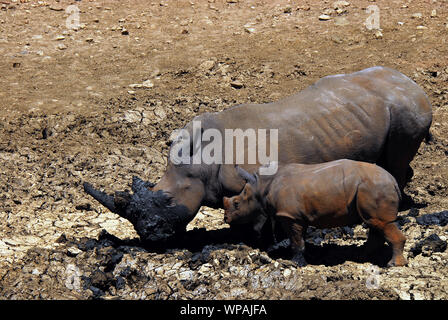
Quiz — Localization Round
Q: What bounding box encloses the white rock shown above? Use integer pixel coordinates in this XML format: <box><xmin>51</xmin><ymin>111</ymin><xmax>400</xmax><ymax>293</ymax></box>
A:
<box><xmin>179</xmin><ymin>270</ymin><xmax>194</xmax><ymax>281</ymax></box>
<box><xmin>198</xmin><ymin>263</ymin><xmax>213</xmax><ymax>275</ymax></box>
<box><xmin>319</xmin><ymin>14</ymin><xmax>331</xmax><ymax>21</ymax></box>
<box><xmin>397</xmin><ymin>290</ymin><xmax>411</xmax><ymax>300</ymax></box>
<box><xmin>32</xmin><ymin>269</ymin><xmax>41</xmax><ymax>275</ymax></box>
<box><xmin>154</xmin><ymin>106</ymin><xmax>166</xmax><ymax>120</ymax></box>
<box><xmin>67</xmin><ymin>246</ymin><xmax>81</xmax><ymax>256</ymax></box>
<box><xmin>199</xmin><ymin>60</ymin><xmax>215</xmax><ymax>71</ymax></box>
<box><xmin>244</xmin><ymin>26</ymin><xmax>256</xmax><ymax>33</ymax></box>
<box><xmin>333</xmin><ymin>0</ymin><xmax>350</xmax><ymax>9</ymax></box>
<box><xmin>142</xmin><ymin>80</ymin><xmax>154</xmax><ymax>88</ymax></box>
<box><xmin>412</xmin><ymin>291</ymin><xmax>425</xmax><ymax>300</ymax></box>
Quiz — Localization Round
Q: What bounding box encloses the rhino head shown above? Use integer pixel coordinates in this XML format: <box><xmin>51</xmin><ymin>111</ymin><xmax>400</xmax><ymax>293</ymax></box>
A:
<box><xmin>83</xmin><ymin>176</ymin><xmax>193</xmax><ymax>246</ymax></box>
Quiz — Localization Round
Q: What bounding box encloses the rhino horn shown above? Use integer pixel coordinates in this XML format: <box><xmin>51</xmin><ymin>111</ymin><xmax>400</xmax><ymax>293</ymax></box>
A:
<box><xmin>132</xmin><ymin>176</ymin><xmax>155</xmax><ymax>193</ymax></box>
<box><xmin>236</xmin><ymin>165</ymin><xmax>257</xmax><ymax>185</ymax></box>
<box><xmin>83</xmin><ymin>182</ymin><xmax>116</xmax><ymax>212</ymax></box>
<box><xmin>83</xmin><ymin>182</ymin><xmax>133</xmax><ymax>219</ymax></box>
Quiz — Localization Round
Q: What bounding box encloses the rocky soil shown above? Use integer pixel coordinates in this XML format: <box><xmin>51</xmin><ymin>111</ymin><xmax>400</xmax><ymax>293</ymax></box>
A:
<box><xmin>0</xmin><ymin>0</ymin><xmax>447</xmax><ymax>299</ymax></box>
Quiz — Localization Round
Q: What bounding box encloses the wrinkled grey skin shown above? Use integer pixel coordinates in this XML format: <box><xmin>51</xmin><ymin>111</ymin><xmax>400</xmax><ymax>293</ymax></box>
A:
<box><xmin>84</xmin><ymin>66</ymin><xmax>432</xmax><ymax>244</ymax></box>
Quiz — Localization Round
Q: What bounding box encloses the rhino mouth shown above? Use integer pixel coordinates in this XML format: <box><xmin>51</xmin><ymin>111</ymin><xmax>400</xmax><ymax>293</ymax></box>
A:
<box><xmin>83</xmin><ymin>176</ymin><xmax>191</xmax><ymax>245</ymax></box>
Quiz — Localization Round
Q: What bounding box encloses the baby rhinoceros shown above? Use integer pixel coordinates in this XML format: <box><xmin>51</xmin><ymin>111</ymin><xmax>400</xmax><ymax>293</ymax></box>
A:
<box><xmin>223</xmin><ymin>160</ymin><xmax>407</xmax><ymax>267</ymax></box>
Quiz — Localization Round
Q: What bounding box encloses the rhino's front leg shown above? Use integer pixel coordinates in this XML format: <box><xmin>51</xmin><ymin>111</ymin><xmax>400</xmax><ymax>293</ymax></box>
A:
<box><xmin>277</xmin><ymin>214</ymin><xmax>308</xmax><ymax>267</ymax></box>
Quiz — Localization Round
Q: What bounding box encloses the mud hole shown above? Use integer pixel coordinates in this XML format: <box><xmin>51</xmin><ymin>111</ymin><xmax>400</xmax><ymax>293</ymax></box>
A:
<box><xmin>0</xmin><ymin>0</ymin><xmax>448</xmax><ymax>299</ymax></box>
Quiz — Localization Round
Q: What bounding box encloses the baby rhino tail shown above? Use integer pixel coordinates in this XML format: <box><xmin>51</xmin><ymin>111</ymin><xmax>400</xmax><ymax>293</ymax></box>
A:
<box><xmin>377</xmin><ymin>166</ymin><xmax>402</xmax><ymax>204</ymax></box>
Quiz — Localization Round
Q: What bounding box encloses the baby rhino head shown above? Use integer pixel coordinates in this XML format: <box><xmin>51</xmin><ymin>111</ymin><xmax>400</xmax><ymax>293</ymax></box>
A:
<box><xmin>223</xmin><ymin>183</ymin><xmax>260</xmax><ymax>225</ymax></box>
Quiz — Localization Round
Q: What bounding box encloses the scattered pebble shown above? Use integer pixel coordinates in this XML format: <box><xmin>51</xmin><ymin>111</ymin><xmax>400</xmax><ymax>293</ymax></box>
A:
<box><xmin>333</xmin><ymin>0</ymin><xmax>350</xmax><ymax>9</ymax></box>
<box><xmin>49</xmin><ymin>5</ymin><xmax>64</xmax><ymax>11</ymax></box>
<box><xmin>319</xmin><ymin>14</ymin><xmax>331</xmax><ymax>21</ymax></box>
<box><xmin>374</xmin><ymin>30</ymin><xmax>383</xmax><ymax>38</ymax></box>
<box><xmin>230</xmin><ymin>80</ymin><xmax>244</xmax><ymax>89</ymax></box>
<box><xmin>142</xmin><ymin>80</ymin><xmax>154</xmax><ymax>88</ymax></box>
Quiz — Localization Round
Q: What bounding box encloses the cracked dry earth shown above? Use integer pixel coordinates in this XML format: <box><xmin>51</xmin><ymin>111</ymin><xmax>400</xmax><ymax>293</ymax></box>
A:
<box><xmin>0</xmin><ymin>0</ymin><xmax>447</xmax><ymax>299</ymax></box>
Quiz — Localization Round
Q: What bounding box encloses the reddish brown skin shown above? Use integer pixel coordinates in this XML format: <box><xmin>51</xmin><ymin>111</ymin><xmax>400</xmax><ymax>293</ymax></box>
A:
<box><xmin>223</xmin><ymin>160</ymin><xmax>407</xmax><ymax>267</ymax></box>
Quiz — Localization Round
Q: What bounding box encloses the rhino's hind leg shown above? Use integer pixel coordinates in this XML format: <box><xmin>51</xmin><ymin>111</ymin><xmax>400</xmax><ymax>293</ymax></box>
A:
<box><xmin>382</xmin><ymin>222</ymin><xmax>407</xmax><ymax>267</ymax></box>
<box><xmin>364</xmin><ymin>223</ymin><xmax>407</xmax><ymax>267</ymax></box>
<box><xmin>357</xmin><ymin>181</ymin><xmax>406</xmax><ymax>267</ymax></box>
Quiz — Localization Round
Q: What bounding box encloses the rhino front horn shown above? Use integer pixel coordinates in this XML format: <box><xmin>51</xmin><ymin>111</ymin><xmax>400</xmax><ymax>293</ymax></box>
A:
<box><xmin>83</xmin><ymin>182</ymin><xmax>131</xmax><ymax>219</ymax></box>
<box><xmin>83</xmin><ymin>182</ymin><xmax>116</xmax><ymax>212</ymax></box>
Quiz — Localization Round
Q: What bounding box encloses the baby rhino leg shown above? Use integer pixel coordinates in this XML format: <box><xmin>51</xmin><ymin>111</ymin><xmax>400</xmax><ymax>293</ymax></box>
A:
<box><xmin>382</xmin><ymin>222</ymin><xmax>407</xmax><ymax>267</ymax></box>
<box><xmin>277</xmin><ymin>213</ymin><xmax>307</xmax><ymax>266</ymax></box>
<box><xmin>357</xmin><ymin>183</ymin><xmax>407</xmax><ymax>267</ymax></box>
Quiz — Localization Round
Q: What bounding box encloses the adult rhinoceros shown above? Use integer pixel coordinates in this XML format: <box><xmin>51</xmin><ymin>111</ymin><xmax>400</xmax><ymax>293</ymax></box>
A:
<box><xmin>84</xmin><ymin>66</ymin><xmax>432</xmax><ymax>245</ymax></box>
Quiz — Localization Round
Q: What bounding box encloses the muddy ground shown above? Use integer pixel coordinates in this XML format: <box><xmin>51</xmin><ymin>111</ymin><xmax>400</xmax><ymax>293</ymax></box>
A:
<box><xmin>0</xmin><ymin>0</ymin><xmax>447</xmax><ymax>300</ymax></box>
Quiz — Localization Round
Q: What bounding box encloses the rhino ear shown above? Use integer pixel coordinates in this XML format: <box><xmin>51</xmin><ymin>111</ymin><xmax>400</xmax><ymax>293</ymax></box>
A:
<box><xmin>235</xmin><ymin>165</ymin><xmax>257</xmax><ymax>186</ymax></box>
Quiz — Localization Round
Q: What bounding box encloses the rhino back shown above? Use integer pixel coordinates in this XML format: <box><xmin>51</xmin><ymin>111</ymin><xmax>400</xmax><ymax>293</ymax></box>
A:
<box><xmin>203</xmin><ymin>66</ymin><xmax>430</xmax><ymax>165</ymax></box>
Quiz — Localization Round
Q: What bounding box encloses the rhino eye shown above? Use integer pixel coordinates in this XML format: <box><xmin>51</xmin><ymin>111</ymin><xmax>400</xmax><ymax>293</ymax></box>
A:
<box><xmin>234</xmin><ymin>200</ymin><xmax>239</xmax><ymax>209</ymax></box>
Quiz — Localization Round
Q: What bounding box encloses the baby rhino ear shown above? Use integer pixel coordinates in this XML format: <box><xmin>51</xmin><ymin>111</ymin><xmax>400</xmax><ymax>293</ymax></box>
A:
<box><xmin>223</xmin><ymin>197</ymin><xmax>230</xmax><ymax>209</ymax></box>
<box><xmin>243</xmin><ymin>183</ymin><xmax>254</xmax><ymax>197</ymax></box>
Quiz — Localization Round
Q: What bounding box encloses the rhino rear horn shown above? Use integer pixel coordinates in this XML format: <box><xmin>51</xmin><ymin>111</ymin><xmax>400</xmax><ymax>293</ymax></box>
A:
<box><xmin>132</xmin><ymin>176</ymin><xmax>155</xmax><ymax>193</ymax></box>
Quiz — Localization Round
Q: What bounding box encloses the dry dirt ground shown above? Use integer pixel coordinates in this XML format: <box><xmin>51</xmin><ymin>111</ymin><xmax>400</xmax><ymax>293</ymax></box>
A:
<box><xmin>0</xmin><ymin>0</ymin><xmax>447</xmax><ymax>300</ymax></box>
